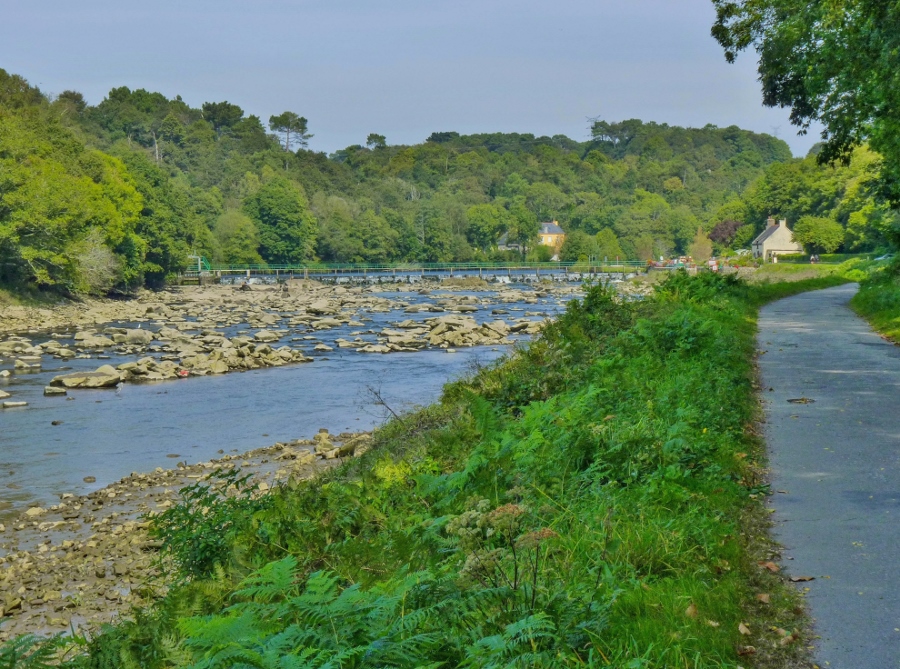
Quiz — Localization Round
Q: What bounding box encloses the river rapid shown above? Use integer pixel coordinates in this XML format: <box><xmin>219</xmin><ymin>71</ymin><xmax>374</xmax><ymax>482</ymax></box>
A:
<box><xmin>0</xmin><ymin>282</ymin><xmax>581</xmax><ymax>520</ymax></box>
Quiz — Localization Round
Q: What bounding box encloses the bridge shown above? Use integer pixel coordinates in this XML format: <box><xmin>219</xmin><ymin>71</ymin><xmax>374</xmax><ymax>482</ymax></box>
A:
<box><xmin>180</xmin><ymin>260</ymin><xmax>647</xmax><ymax>286</ymax></box>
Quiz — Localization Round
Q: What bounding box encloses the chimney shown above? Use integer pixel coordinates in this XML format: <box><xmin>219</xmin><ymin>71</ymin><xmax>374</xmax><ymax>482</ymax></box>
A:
<box><xmin>780</xmin><ymin>219</ymin><xmax>787</xmax><ymax>227</ymax></box>
<box><xmin>767</xmin><ymin>217</ymin><xmax>776</xmax><ymax>228</ymax></box>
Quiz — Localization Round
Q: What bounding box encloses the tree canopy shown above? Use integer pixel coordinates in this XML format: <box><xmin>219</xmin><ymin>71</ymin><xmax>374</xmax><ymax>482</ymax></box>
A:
<box><xmin>711</xmin><ymin>0</ymin><xmax>900</xmax><ymax>204</ymax></box>
<box><xmin>1</xmin><ymin>66</ymin><xmax>895</xmax><ymax>295</ymax></box>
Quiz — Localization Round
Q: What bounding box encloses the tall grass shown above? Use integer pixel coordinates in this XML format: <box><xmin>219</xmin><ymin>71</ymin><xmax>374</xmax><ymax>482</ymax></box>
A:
<box><xmin>849</xmin><ymin>262</ymin><xmax>900</xmax><ymax>341</ymax></box>
<box><xmin>6</xmin><ymin>272</ymin><xmax>843</xmax><ymax>668</ymax></box>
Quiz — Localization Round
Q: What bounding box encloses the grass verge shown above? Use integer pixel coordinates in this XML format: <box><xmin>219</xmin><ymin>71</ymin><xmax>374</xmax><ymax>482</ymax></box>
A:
<box><xmin>848</xmin><ymin>262</ymin><xmax>900</xmax><ymax>342</ymax></box>
<box><xmin>1</xmin><ymin>272</ymin><xmax>846</xmax><ymax>668</ymax></box>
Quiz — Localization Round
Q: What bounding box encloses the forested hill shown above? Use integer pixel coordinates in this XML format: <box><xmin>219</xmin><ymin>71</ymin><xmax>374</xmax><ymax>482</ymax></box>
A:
<box><xmin>1</xmin><ymin>68</ymin><xmax>893</xmax><ymax>294</ymax></box>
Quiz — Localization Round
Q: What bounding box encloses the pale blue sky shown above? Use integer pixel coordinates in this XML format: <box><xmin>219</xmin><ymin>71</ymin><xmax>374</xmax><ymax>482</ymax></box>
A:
<box><xmin>0</xmin><ymin>0</ymin><xmax>821</xmax><ymax>156</ymax></box>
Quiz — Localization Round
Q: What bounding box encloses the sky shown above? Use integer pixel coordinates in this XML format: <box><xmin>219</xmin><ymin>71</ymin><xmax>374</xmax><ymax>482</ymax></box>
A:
<box><xmin>0</xmin><ymin>0</ymin><xmax>822</xmax><ymax>157</ymax></box>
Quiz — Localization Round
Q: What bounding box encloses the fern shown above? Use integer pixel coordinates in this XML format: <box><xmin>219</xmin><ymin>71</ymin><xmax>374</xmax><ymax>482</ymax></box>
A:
<box><xmin>0</xmin><ymin>634</ymin><xmax>67</xmax><ymax>669</ymax></box>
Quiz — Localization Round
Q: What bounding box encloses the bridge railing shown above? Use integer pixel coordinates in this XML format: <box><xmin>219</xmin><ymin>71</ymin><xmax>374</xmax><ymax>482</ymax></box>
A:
<box><xmin>197</xmin><ymin>260</ymin><xmax>646</xmax><ymax>273</ymax></box>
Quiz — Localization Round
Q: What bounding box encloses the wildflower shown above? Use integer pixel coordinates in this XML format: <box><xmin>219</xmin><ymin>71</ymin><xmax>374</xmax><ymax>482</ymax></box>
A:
<box><xmin>516</xmin><ymin>527</ymin><xmax>558</xmax><ymax>549</ymax></box>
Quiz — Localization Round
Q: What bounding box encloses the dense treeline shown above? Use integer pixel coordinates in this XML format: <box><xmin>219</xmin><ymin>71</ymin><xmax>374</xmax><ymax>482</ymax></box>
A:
<box><xmin>1</xmin><ymin>67</ymin><xmax>895</xmax><ymax>294</ymax></box>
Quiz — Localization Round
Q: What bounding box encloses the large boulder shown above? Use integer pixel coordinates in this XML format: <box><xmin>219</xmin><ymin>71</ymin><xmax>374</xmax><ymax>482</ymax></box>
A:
<box><xmin>125</xmin><ymin>328</ymin><xmax>154</xmax><ymax>345</ymax></box>
<box><xmin>254</xmin><ymin>330</ymin><xmax>281</xmax><ymax>343</ymax></box>
<box><xmin>209</xmin><ymin>360</ymin><xmax>229</xmax><ymax>374</ymax></box>
<box><xmin>78</xmin><ymin>335</ymin><xmax>116</xmax><ymax>349</ymax></box>
<box><xmin>51</xmin><ymin>365</ymin><xmax>122</xmax><ymax>389</ymax></box>
<box><xmin>307</xmin><ymin>300</ymin><xmax>337</xmax><ymax>315</ymax></box>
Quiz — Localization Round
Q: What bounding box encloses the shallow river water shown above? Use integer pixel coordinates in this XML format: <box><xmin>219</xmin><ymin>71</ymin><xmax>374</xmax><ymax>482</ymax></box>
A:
<box><xmin>0</xmin><ymin>286</ymin><xmax>576</xmax><ymax>519</ymax></box>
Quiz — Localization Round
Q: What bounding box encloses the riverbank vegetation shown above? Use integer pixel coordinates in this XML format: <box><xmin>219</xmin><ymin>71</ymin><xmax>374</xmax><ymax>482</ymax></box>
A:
<box><xmin>2</xmin><ymin>67</ymin><xmax>896</xmax><ymax>297</ymax></box>
<box><xmin>849</xmin><ymin>260</ymin><xmax>900</xmax><ymax>341</ymax></box>
<box><xmin>1</xmin><ymin>271</ymin><xmax>849</xmax><ymax>668</ymax></box>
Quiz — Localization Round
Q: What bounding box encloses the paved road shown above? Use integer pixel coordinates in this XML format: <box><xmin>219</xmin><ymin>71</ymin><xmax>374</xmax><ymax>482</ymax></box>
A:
<box><xmin>758</xmin><ymin>283</ymin><xmax>900</xmax><ymax>668</ymax></box>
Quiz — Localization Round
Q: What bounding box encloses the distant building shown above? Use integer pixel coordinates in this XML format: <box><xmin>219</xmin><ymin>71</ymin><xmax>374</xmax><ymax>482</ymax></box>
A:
<box><xmin>496</xmin><ymin>232</ymin><xmax>521</xmax><ymax>253</ymax></box>
<box><xmin>752</xmin><ymin>218</ymin><xmax>803</xmax><ymax>260</ymax></box>
<box><xmin>539</xmin><ymin>221</ymin><xmax>566</xmax><ymax>255</ymax></box>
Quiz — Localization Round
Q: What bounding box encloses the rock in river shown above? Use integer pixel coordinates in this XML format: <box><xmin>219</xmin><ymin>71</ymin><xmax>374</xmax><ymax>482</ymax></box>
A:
<box><xmin>51</xmin><ymin>365</ymin><xmax>122</xmax><ymax>389</ymax></box>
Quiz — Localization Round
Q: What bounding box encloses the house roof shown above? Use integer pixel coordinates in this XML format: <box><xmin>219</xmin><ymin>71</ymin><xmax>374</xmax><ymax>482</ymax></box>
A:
<box><xmin>540</xmin><ymin>222</ymin><xmax>565</xmax><ymax>235</ymax></box>
<box><xmin>752</xmin><ymin>225</ymin><xmax>780</xmax><ymax>246</ymax></box>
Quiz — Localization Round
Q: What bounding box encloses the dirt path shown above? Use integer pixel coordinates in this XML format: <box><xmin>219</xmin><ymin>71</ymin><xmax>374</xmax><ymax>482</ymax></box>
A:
<box><xmin>758</xmin><ymin>283</ymin><xmax>900</xmax><ymax>668</ymax></box>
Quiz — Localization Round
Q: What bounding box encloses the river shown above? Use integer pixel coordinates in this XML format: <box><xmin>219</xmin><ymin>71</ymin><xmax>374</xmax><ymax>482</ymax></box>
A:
<box><xmin>0</xmin><ymin>285</ymin><xmax>577</xmax><ymax>519</ymax></box>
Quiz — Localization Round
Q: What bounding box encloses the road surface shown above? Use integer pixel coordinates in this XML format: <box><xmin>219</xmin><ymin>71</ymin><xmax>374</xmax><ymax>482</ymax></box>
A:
<box><xmin>758</xmin><ymin>283</ymin><xmax>900</xmax><ymax>668</ymax></box>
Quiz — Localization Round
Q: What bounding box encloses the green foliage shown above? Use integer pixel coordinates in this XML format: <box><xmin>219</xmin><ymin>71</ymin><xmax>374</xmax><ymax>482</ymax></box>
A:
<box><xmin>0</xmin><ymin>108</ymin><xmax>143</xmax><ymax>291</ymax></box>
<box><xmin>595</xmin><ymin>228</ymin><xmax>624</xmax><ymax>261</ymax></box>
<box><xmin>268</xmin><ymin>112</ymin><xmax>311</xmax><ymax>152</ymax></box>
<box><xmin>711</xmin><ymin>0</ymin><xmax>900</xmax><ymax>204</ymax></box>
<box><xmin>465</xmin><ymin>204</ymin><xmax>509</xmax><ymax>252</ymax></box>
<box><xmin>687</xmin><ymin>226</ymin><xmax>713</xmax><ymax>262</ymax></box>
<box><xmin>559</xmin><ymin>230</ymin><xmax>598</xmax><ymax>261</ymax></box>
<box><xmin>792</xmin><ymin>215</ymin><xmax>845</xmax><ymax>254</ymax></box>
<box><xmin>243</xmin><ymin>178</ymin><xmax>317</xmax><ymax>264</ymax></box>
<box><xmin>213</xmin><ymin>210</ymin><xmax>263</xmax><ymax>265</ymax></box>
<box><xmin>365</xmin><ymin>133</ymin><xmax>386</xmax><ymax>149</ymax></box>
<box><xmin>3</xmin><ymin>64</ymin><xmax>893</xmax><ymax>300</ymax></box>
<box><xmin>149</xmin><ymin>469</ymin><xmax>271</xmax><ymax>582</ymax></box>
<box><xmin>0</xmin><ymin>634</ymin><xmax>67</xmax><ymax>669</ymax></box>
<box><xmin>850</xmin><ymin>264</ymin><xmax>900</xmax><ymax>340</ymax></box>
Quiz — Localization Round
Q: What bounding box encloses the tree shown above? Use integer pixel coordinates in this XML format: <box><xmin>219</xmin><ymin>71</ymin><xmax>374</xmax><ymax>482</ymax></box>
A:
<box><xmin>202</xmin><ymin>101</ymin><xmax>244</xmax><ymax>134</ymax></box>
<box><xmin>0</xmin><ymin>68</ymin><xmax>45</xmax><ymax>109</ymax></box>
<box><xmin>524</xmin><ymin>182</ymin><xmax>570</xmax><ymax>222</ymax></box>
<box><xmin>507</xmin><ymin>201</ymin><xmax>539</xmax><ymax>258</ymax></box>
<box><xmin>634</xmin><ymin>235</ymin><xmax>655</xmax><ymax>262</ymax></box>
<box><xmin>595</xmin><ymin>228</ymin><xmax>624</xmax><ymax>260</ymax></box>
<box><xmin>55</xmin><ymin>90</ymin><xmax>87</xmax><ymax>114</ymax></box>
<box><xmin>465</xmin><ymin>204</ymin><xmax>509</xmax><ymax>251</ymax></box>
<box><xmin>559</xmin><ymin>230</ymin><xmax>599</xmax><ymax>262</ymax></box>
<box><xmin>732</xmin><ymin>225</ymin><xmax>757</xmax><ymax>250</ymax></box>
<box><xmin>792</xmin><ymin>216</ymin><xmax>844</xmax><ymax>254</ymax></box>
<box><xmin>688</xmin><ymin>226</ymin><xmax>713</xmax><ymax>262</ymax></box>
<box><xmin>366</xmin><ymin>133</ymin><xmax>386</xmax><ymax>149</ymax></box>
<box><xmin>426</xmin><ymin>131</ymin><xmax>459</xmax><ymax>144</ymax></box>
<box><xmin>709</xmin><ymin>220</ymin><xmax>744</xmax><ymax>246</ymax></box>
<box><xmin>213</xmin><ymin>210</ymin><xmax>263</xmax><ymax>265</ymax></box>
<box><xmin>243</xmin><ymin>177</ymin><xmax>317</xmax><ymax>263</ymax></box>
<box><xmin>268</xmin><ymin>112</ymin><xmax>311</xmax><ymax>151</ymax></box>
<box><xmin>710</xmin><ymin>0</ymin><xmax>900</xmax><ymax>204</ymax></box>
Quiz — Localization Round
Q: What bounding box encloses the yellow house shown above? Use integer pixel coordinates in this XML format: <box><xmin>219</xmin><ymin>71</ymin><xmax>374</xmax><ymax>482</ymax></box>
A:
<box><xmin>539</xmin><ymin>221</ymin><xmax>565</xmax><ymax>253</ymax></box>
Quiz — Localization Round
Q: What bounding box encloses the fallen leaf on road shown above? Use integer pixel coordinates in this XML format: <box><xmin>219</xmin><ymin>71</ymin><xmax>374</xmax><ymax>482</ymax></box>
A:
<box><xmin>738</xmin><ymin>622</ymin><xmax>751</xmax><ymax>635</ymax></box>
<box><xmin>737</xmin><ymin>645</ymin><xmax>756</xmax><ymax>656</ymax></box>
<box><xmin>756</xmin><ymin>593</ymin><xmax>770</xmax><ymax>604</ymax></box>
<box><xmin>787</xmin><ymin>397</ymin><xmax>815</xmax><ymax>404</ymax></box>
<box><xmin>758</xmin><ymin>561</ymin><xmax>780</xmax><ymax>573</ymax></box>
<box><xmin>790</xmin><ymin>576</ymin><xmax>815</xmax><ymax>582</ymax></box>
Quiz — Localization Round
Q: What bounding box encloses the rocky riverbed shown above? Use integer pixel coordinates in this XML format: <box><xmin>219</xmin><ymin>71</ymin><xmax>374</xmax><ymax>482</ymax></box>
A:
<box><xmin>0</xmin><ymin>280</ymin><xmax>579</xmax><ymax>400</ymax></box>
<box><xmin>0</xmin><ymin>276</ymin><xmax>628</xmax><ymax>641</ymax></box>
<box><xmin>0</xmin><ymin>428</ymin><xmax>370</xmax><ymax>641</ymax></box>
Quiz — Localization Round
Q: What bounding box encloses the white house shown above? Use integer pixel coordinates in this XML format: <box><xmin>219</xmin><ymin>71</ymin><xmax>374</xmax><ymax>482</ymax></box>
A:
<box><xmin>751</xmin><ymin>218</ymin><xmax>803</xmax><ymax>259</ymax></box>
